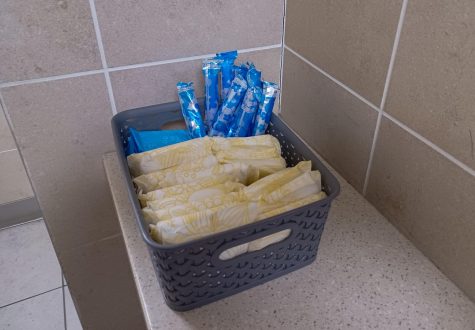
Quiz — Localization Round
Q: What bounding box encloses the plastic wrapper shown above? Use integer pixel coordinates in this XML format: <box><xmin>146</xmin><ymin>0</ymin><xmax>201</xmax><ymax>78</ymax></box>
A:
<box><xmin>223</xmin><ymin>157</ymin><xmax>286</xmax><ymax>178</ymax></box>
<box><xmin>214</xmin><ymin>145</ymin><xmax>281</xmax><ymax>162</ymax></box>
<box><xmin>145</xmin><ymin>182</ymin><xmax>244</xmax><ymax>211</ymax></box>
<box><xmin>138</xmin><ymin>176</ymin><xmax>242</xmax><ymax>207</ymax></box>
<box><xmin>262</xmin><ymin>171</ymin><xmax>322</xmax><ymax>205</ymax></box>
<box><xmin>209</xmin><ymin>74</ymin><xmax>248</xmax><ymax>137</ymax></box>
<box><xmin>252</xmin><ymin>81</ymin><xmax>279</xmax><ymax>136</ymax></box>
<box><xmin>202</xmin><ymin>59</ymin><xmax>221</xmax><ymax>129</ymax></box>
<box><xmin>144</xmin><ymin>191</ymin><xmax>247</xmax><ymax>222</ymax></box>
<box><xmin>243</xmin><ymin>161</ymin><xmax>312</xmax><ymax>200</ymax></box>
<box><xmin>233</xmin><ymin>62</ymin><xmax>249</xmax><ymax>78</ymax></box>
<box><xmin>126</xmin><ymin>128</ymin><xmax>190</xmax><ymax>156</ymax></box>
<box><xmin>133</xmin><ymin>155</ymin><xmax>218</xmax><ymax>192</ymax></box>
<box><xmin>211</xmin><ymin>134</ymin><xmax>281</xmax><ymax>151</ymax></box>
<box><xmin>150</xmin><ymin>202</ymin><xmax>259</xmax><ymax>245</ymax></box>
<box><xmin>127</xmin><ymin>136</ymin><xmax>213</xmax><ymax>177</ymax></box>
<box><xmin>133</xmin><ymin>162</ymin><xmax>260</xmax><ymax>193</ymax></box>
<box><xmin>227</xmin><ymin>67</ymin><xmax>263</xmax><ymax>137</ymax></box>
<box><xmin>215</xmin><ymin>50</ymin><xmax>238</xmax><ymax>100</ymax></box>
<box><xmin>176</xmin><ymin>82</ymin><xmax>206</xmax><ymax>138</ymax></box>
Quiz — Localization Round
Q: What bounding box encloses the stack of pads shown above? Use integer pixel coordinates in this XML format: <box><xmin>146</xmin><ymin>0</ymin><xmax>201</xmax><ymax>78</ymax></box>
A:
<box><xmin>128</xmin><ymin>134</ymin><xmax>327</xmax><ymax>260</ymax></box>
<box><xmin>177</xmin><ymin>50</ymin><xmax>279</xmax><ymax>139</ymax></box>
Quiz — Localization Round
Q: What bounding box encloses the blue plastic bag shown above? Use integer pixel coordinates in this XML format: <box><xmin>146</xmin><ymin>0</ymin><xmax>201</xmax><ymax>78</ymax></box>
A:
<box><xmin>126</xmin><ymin>128</ymin><xmax>190</xmax><ymax>155</ymax></box>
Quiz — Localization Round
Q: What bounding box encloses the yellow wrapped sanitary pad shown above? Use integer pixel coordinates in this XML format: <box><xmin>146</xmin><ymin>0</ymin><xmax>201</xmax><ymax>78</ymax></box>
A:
<box><xmin>146</xmin><ymin>191</ymin><xmax>247</xmax><ymax>221</ymax></box>
<box><xmin>243</xmin><ymin>161</ymin><xmax>311</xmax><ymax>200</ymax></box>
<box><xmin>142</xmin><ymin>178</ymin><xmax>244</xmax><ymax>210</ymax></box>
<box><xmin>139</xmin><ymin>180</ymin><xmax>244</xmax><ymax>208</ymax></box>
<box><xmin>127</xmin><ymin>137</ymin><xmax>213</xmax><ymax>176</ymax></box>
<box><xmin>150</xmin><ymin>202</ymin><xmax>259</xmax><ymax>245</ymax></box>
<box><xmin>211</xmin><ymin>134</ymin><xmax>281</xmax><ymax>151</ymax></box>
<box><xmin>128</xmin><ymin>135</ymin><xmax>282</xmax><ymax>177</ymax></box>
<box><xmin>222</xmin><ymin>157</ymin><xmax>287</xmax><ymax>178</ymax></box>
<box><xmin>262</xmin><ymin>171</ymin><xmax>322</xmax><ymax>205</ymax></box>
<box><xmin>134</xmin><ymin>162</ymin><xmax>259</xmax><ymax>193</ymax></box>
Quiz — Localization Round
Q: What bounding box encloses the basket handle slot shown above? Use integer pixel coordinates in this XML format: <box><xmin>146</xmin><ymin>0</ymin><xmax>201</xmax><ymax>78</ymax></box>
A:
<box><xmin>212</xmin><ymin>222</ymin><xmax>301</xmax><ymax>262</ymax></box>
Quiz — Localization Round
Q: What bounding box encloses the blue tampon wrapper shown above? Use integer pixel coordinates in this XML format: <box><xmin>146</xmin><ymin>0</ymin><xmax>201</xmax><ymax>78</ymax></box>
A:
<box><xmin>246</xmin><ymin>65</ymin><xmax>262</xmax><ymax>88</ymax></box>
<box><xmin>227</xmin><ymin>67</ymin><xmax>263</xmax><ymax>137</ymax></box>
<box><xmin>227</xmin><ymin>86</ymin><xmax>262</xmax><ymax>137</ymax></box>
<box><xmin>215</xmin><ymin>50</ymin><xmax>238</xmax><ymax>101</ymax></box>
<box><xmin>209</xmin><ymin>74</ymin><xmax>248</xmax><ymax>137</ymax></box>
<box><xmin>202</xmin><ymin>59</ymin><xmax>221</xmax><ymax>129</ymax></box>
<box><xmin>251</xmin><ymin>81</ymin><xmax>279</xmax><ymax>136</ymax></box>
<box><xmin>233</xmin><ymin>63</ymin><xmax>249</xmax><ymax>78</ymax></box>
<box><xmin>176</xmin><ymin>82</ymin><xmax>207</xmax><ymax>138</ymax></box>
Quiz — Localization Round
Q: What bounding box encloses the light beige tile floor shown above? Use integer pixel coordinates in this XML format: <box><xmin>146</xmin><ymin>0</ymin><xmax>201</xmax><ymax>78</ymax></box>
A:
<box><xmin>0</xmin><ymin>219</ymin><xmax>82</xmax><ymax>329</ymax></box>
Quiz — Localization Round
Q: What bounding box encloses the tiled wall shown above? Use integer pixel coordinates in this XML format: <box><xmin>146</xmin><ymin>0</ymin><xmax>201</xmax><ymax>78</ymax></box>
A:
<box><xmin>0</xmin><ymin>0</ymin><xmax>284</xmax><ymax>328</ymax></box>
<box><xmin>281</xmin><ymin>0</ymin><xmax>475</xmax><ymax>302</ymax></box>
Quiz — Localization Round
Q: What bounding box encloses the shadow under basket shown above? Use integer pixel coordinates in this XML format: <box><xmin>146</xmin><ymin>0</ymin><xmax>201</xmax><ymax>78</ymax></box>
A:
<box><xmin>111</xmin><ymin>100</ymin><xmax>340</xmax><ymax>311</ymax></box>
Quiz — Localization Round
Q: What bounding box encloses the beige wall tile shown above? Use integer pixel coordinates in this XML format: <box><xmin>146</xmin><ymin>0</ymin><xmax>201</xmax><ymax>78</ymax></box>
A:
<box><xmin>111</xmin><ymin>48</ymin><xmax>282</xmax><ymax>112</ymax></box>
<box><xmin>0</xmin><ymin>108</ymin><xmax>16</xmax><ymax>151</ymax></box>
<box><xmin>2</xmin><ymin>75</ymin><xmax>118</xmax><ymax>251</ymax></box>
<box><xmin>366</xmin><ymin>118</ymin><xmax>475</xmax><ymax>301</ymax></box>
<box><xmin>95</xmin><ymin>0</ymin><xmax>284</xmax><ymax>67</ymax></box>
<box><xmin>61</xmin><ymin>236</ymin><xmax>146</xmax><ymax>330</ymax></box>
<box><xmin>0</xmin><ymin>0</ymin><xmax>101</xmax><ymax>82</ymax></box>
<box><xmin>0</xmin><ymin>150</ymin><xmax>33</xmax><ymax>204</ymax></box>
<box><xmin>238</xmin><ymin>48</ymin><xmax>282</xmax><ymax>85</ymax></box>
<box><xmin>111</xmin><ymin>60</ymin><xmax>204</xmax><ymax>113</ymax></box>
<box><xmin>285</xmin><ymin>0</ymin><xmax>402</xmax><ymax>106</ymax></box>
<box><xmin>280</xmin><ymin>50</ymin><xmax>377</xmax><ymax>192</ymax></box>
<box><xmin>384</xmin><ymin>0</ymin><xmax>475</xmax><ymax>169</ymax></box>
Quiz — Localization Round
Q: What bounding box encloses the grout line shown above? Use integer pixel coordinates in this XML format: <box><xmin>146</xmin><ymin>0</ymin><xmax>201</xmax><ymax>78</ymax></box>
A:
<box><xmin>362</xmin><ymin>108</ymin><xmax>383</xmax><ymax>193</ymax></box>
<box><xmin>363</xmin><ymin>0</ymin><xmax>408</xmax><ymax>194</ymax></box>
<box><xmin>284</xmin><ymin>45</ymin><xmax>380</xmax><ymax>112</ymax></box>
<box><xmin>384</xmin><ymin>112</ymin><xmax>475</xmax><ymax>177</ymax></box>
<box><xmin>0</xmin><ymin>148</ymin><xmax>17</xmax><ymax>155</ymax></box>
<box><xmin>0</xmin><ymin>44</ymin><xmax>282</xmax><ymax>90</ymax></box>
<box><xmin>108</xmin><ymin>44</ymin><xmax>282</xmax><ymax>73</ymax></box>
<box><xmin>0</xmin><ymin>217</ymin><xmax>43</xmax><ymax>232</ymax></box>
<box><xmin>103</xmin><ymin>72</ymin><xmax>118</xmax><ymax>115</ymax></box>
<box><xmin>108</xmin><ymin>52</ymin><xmax>219</xmax><ymax>72</ymax></box>
<box><xmin>0</xmin><ymin>287</ymin><xmax>62</xmax><ymax>309</ymax></box>
<box><xmin>277</xmin><ymin>0</ymin><xmax>288</xmax><ymax>114</ymax></box>
<box><xmin>379</xmin><ymin>0</ymin><xmax>408</xmax><ymax>111</ymax></box>
<box><xmin>88</xmin><ymin>0</ymin><xmax>117</xmax><ymax>115</ymax></box>
<box><xmin>236</xmin><ymin>43</ymin><xmax>282</xmax><ymax>54</ymax></box>
<box><xmin>0</xmin><ymin>195</ymin><xmax>37</xmax><ymax>207</ymax></box>
<box><xmin>0</xmin><ymin>70</ymin><xmax>105</xmax><ymax>89</ymax></box>
<box><xmin>62</xmin><ymin>275</ymin><xmax>67</xmax><ymax>330</ymax></box>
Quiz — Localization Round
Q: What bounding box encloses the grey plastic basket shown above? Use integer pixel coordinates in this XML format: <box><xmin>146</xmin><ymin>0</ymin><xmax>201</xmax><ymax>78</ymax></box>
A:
<box><xmin>111</xmin><ymin>100</ymin><xmax>340</xmax><ymax>311</ymax></box>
